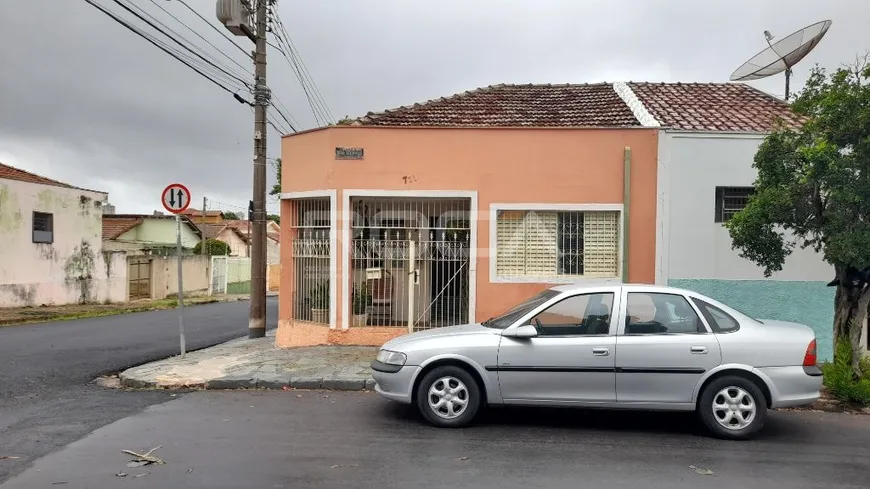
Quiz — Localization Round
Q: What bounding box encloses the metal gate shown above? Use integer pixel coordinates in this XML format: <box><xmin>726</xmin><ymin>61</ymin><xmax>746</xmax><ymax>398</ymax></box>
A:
<box><xmin>210</xmin><ymin>256</ymin><xmax>228</xmax><ymax>295</ymax></box>
<box><xmin>128</xmin><ymin>258</ymin><xmax>151</xmax><ymax>300</ymax></box>
<box><xmin>350</xmin><ymin>197</ymin><xmax>470</xmax><ymax>332</ymax></box>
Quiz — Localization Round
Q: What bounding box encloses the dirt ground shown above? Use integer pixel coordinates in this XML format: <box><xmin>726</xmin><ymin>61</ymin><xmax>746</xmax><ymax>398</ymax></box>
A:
<box><xmin>0</xmin><ymin>294</ymin><xmax>249</xmax><ymax>326</ymax></box>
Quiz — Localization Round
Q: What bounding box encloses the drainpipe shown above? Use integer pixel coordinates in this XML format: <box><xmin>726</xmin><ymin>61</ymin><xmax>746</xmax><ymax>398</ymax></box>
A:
<box><xmin>623</xmin><ymin>147</ymin><xmax>631</xmax><ymax>283</ymax></box>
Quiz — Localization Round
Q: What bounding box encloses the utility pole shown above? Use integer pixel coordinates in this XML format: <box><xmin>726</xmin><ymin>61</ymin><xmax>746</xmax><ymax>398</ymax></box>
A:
<box><xmin>217</xmin><ymin>0</ymin><xmax>269</xmax><ymax>339</ymax></box>
<box><xmin>201</xmin><ymin>196</ymin><xmax>207</xmax><ymax>255</ymax></box>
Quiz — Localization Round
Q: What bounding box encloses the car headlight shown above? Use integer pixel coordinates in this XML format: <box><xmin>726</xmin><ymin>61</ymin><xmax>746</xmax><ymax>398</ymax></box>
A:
<box><xmin>376</xmin><ymin>349</ymin><xmax>407</xmax><ymax>366</ymax></box>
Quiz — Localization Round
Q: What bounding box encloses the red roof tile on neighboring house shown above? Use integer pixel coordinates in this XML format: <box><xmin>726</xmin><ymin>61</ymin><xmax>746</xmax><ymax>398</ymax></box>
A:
<box><xmin>627</xmin><ymin>82</ymin><xmax>804</xmax><ymax>132</ymax></box>
<box><xmin>267</xmin><ymin>232</ymin><xmax>280</xmax><ymax>243</ymax></box>
<box><xmin>0</xmin><ymin>162</ymin><xmax>104</xmax><ymax>193</ymax></box>
<box><xmin>102</xmin><ymin>216</ymin><xmax>144</xmax><ymax>239</ymax></box>
<box><xmin>197</xmin><ymin>223</ymin><xmax>250</xmax><ymax>242</ymax></box>
<box><xmin>182</xmin><ymin>209</ymin><xmax>224</xmax><ymax>217</ymax></box>
<box><xmin>356</xmin><ymin>83</ymin><xmax>642</xmax><ymax>128</ymax></box>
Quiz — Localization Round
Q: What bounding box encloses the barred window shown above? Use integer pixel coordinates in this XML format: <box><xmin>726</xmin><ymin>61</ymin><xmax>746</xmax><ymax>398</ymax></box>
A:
<box><xmin>495</xmin><ymin>209</ymin><xmax>620</xmax><ymax>279</ymax></box>
<box><xmin>33</xmin><ymin>212</ymin><xmax>54</xmax><ymax>244</ymax></box>
<box><xmin>714</xmin><ymin>187</ymin><xmax>754</xmax><ymax>223</ymax></box>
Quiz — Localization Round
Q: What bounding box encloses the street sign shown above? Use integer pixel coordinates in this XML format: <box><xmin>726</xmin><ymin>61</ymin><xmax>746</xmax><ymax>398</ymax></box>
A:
<box><xmin>161</xmin><ymin>183</ymin><xmax>192</xmax><ymax>214</ymax></box>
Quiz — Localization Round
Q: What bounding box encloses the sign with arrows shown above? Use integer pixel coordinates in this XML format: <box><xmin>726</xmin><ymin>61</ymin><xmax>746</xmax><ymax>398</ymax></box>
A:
<box><xmin>161</xmin><ymin>183</ymin><xmax>191</xmax><ymax>214</ymax></box>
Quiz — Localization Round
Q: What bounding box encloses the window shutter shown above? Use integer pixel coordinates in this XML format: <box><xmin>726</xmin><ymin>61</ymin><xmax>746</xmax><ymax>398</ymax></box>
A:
<box><xmin>496</xmin><ymin>210</ymin><xmax>526</xmax><ymax>276</ymax></box>
<box><xmin>582</xmin><ymin>211</ymin><xmax>619</xmax><ymax>277</ymax></box>
<box><xmin>523</xmin><ymin>211</ymin><xmax>558</xmax><ymax>276</ymax></box>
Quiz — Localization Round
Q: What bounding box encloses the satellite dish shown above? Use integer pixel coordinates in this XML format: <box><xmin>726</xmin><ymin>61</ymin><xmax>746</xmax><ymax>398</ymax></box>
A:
<box><xmin>730</xmin><ymin>20</ymin><xmax>832</xmax><ymax>100</ymax></box>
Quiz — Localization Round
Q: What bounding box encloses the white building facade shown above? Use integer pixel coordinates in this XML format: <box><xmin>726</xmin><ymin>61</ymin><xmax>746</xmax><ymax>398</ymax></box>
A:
<box><xmin>0</xmin><ymin>163</ymin><xmax>127</xmax><ymax>307</ymax></box>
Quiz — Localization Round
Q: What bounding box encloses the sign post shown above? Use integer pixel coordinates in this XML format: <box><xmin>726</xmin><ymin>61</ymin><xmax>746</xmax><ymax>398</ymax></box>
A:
<box><xmin>161</xmin><ymin>183</ymin><xmax>192</xmax><ymax>358</ymax></box>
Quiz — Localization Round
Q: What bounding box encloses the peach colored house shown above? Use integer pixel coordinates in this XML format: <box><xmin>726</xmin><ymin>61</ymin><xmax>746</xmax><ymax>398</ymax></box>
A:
<box><xmin>278</xmin><ymin>83</ymin><xmax>657</xmax><ymax>348</ymax></box>
<box><xmin>276</xmin><ymin>81</ymin><xmax>804</xmax><ymax>349</ymax></box>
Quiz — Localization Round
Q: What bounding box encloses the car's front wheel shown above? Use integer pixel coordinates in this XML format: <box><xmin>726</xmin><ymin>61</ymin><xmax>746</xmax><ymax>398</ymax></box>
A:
<box><xmin>415</xmin><ymin>365</ymin><xmax>481</xmax><ymax>428</ymax></box>
<box><xmin>698</xmin><ymin>375</ymin><xmax>768</xmax><ymax>440</ymax></box>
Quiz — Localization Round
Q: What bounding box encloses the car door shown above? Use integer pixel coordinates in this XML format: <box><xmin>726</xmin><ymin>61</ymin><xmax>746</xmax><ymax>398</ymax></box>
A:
<box><xmin>614</xmin><ymin>288</ymin><xmax>722</xmax><ymax>404</ymax></box>
<box><xmin>496</xmin><ymin>290</ymin><xmax>619</xmax><ymax>403</ymax></box>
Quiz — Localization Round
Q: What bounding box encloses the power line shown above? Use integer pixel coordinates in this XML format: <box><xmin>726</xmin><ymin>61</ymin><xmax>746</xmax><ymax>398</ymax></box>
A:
<box><xmin>275</xmin><ymin>15</ymin><xmax>334</xmax><ymax>122</ymax></box>
<box><xmin>172</xmin><ymin>0</ymin><xmax>251</xmax><ymax>57</ymax></box>
<box><xmin>84</xmin><ymin>0</ymin><xmax>247</xmax><ymax>101</ymax></box>
<box><xmin>268</xmin><ymin>7</ymin><xmax>333</xmax><ymax>125</ymax></box>
<box><xmin>147</xmin><ymin>0</ymin><xmax>253</xmax><ymax>77</ymax></box>
<box><xmin>110</xmin><ymin>0</ymin><xmax>251</xmax><ymax>89</ymax></box>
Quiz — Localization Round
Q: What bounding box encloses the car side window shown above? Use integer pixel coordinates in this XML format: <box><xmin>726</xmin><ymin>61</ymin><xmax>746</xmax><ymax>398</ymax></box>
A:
<box><xmin>625</xmin><ymin>293</ymin><xmax>704</xmax><ymax>334</ymax></box>
<box><xmin>692</xmin><ymin>298</ymin><xmax>740</xmax><ymax>333</ymax></box>
<box><xmin>530</xmin><ymin>293</ymin><xmax>614</xmax><ymax>336</ymax></box>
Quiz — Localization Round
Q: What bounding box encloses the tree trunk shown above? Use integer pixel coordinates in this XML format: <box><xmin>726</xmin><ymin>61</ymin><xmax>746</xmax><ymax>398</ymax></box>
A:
<box><xmin>832</xmin><ymin>266</ymin><xmax>869</xmax><ymax>379</ymax></box>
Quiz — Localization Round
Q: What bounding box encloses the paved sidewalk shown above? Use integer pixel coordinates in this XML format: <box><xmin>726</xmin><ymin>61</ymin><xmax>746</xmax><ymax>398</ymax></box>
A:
<box><xmin>119</xmin><ymin>330</ymin><xmax>378</xmax><ymax>391</ymax></box>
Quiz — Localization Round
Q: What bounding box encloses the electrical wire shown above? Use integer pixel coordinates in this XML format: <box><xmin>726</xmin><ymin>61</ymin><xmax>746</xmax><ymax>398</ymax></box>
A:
<box><xmin>172</xmin><ymin>0</ymin><xmax>251</xmax><ymax>57</ymax></box>
<box><xmin>274</xmin><ymin>14</ymin><xmax>334</xmax><ymax>122</ymax></box>
<box><xmin>84</xmin><ymin>0</ymin><xmax>247</xmax><ymax>101</ymax></box>
<box><xmin>268</xmin><ymin>7</ymin><xmax>333</xmax><ymax>125</ymax></box>
<box><xmin>147</xmin><ymin>0</ymin><xmax>253</xmax><ymax>76</ymax></box>
<box><xmin>111</xmin><ymin>0</ymin><xmax>250</xmax><ymax>88</ymax></box>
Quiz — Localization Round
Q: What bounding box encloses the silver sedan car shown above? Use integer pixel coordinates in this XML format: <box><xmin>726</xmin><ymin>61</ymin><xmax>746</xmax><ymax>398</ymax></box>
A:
<box><xmin>371</xmin><ymin>284</ymin><xmax>822</xmax><ymax>440</ymax></box>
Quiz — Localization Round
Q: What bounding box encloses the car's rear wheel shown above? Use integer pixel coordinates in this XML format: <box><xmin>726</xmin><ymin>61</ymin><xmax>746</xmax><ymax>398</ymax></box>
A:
<box><xmin>415</xmin><ymin>365</ymin><xmax>481</xmax><ymax>428</ymax></box>
<box><xmin>698</xmin><ymin>375</ymin><xmax>767</xmax><ymax>440</ymax></box>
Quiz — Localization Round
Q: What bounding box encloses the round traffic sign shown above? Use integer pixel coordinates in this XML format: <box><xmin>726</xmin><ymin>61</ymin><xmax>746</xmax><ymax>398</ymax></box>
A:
<box><xmin>161</xmin><ymin>183</ymin><xmax>192</xmax><ymax>214</ymax></box>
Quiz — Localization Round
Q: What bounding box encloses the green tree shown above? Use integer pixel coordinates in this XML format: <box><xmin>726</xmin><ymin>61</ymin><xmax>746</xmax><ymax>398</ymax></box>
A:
<box><xmin>267</xmin><ymin>213</ymin><xmax>280</xmax><ymax>225</ymax></box>
<box><xmin>335</xmin><ymin>115</ymin><xmax>355</xmax><ymax>125</ymax></box>
<box><xmin>726</xmin><ymin>58</ymin><xmax>870</xmax><ymax>379</ymax></box>
<box><xmin>270</xmin><ymin>157</ymin><xmax>282</xmax><ymax>197</ymax></box>
<box><xmin>193</xmin><ymin>238</ymin><xmax>230</xmax><ymax>256</ymax></box>
<box><xmin>222</xmin><ymin>211</ymin><xmax>241</xmax><ymax>220</ymax></box>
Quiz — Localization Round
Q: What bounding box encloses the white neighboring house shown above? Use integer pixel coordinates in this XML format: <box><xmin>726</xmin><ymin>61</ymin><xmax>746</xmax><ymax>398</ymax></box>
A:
<box><xmin>0</xmin><ymin>162</ymin><xmax>127</xmax><ymax>307</ymax></box>
<box><xmin>613</xmin><ymin>82</ymin><xmax>844</xmax><ymax>360</ymax></box>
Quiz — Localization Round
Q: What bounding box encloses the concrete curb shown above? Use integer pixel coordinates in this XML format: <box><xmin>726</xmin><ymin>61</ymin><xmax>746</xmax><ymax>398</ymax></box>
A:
<box><xmin>118</xmin><ymin>373</ymin><xmax>375</xmax><ymax>392</ymax></box>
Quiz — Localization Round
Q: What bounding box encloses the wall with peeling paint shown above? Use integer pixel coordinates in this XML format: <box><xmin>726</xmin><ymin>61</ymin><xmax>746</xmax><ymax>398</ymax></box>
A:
<box><xmin>0</xmin><ymin>178</ymin><xmax>127</xmax><ymax>307</ymax></box>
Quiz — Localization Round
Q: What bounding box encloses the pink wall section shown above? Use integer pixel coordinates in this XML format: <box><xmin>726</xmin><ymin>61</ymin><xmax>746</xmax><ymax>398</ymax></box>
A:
<box><xmin>278</xmin><ymin>126</ymin><xmax>659</xmax><ymax>343</ymax></box>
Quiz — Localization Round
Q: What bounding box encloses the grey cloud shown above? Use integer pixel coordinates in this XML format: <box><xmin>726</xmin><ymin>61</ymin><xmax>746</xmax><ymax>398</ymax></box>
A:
<box><xmin>1</xmin><ymin>0</ymin><xmax>867</xmax><ymax>214</ymax></box>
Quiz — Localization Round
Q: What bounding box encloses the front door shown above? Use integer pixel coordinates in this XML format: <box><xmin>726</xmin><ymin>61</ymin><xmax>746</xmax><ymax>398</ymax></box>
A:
<box><xmin>615</xmin><ymin>289</ymin><xmax>722</xmax><ymax>404</ymax></box>
<box><xmin>496</xmin><ymin>291</ymin><xmax>619</xmax><ymax>403</ymax></box>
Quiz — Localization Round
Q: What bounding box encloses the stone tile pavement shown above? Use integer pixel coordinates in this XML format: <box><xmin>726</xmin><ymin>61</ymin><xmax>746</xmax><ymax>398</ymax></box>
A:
<box><xmin>119</xmin><ymin>330</ymin><xmax>378</xmax><ymax>391</ymax></box>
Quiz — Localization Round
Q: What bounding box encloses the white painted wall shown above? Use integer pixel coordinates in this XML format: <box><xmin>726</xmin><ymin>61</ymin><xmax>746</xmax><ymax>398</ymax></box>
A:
<box><xmin>0</xmin><ymin>179</ymin><xmax>128</xmax><ymax>306</ymax></box>
<box><xmin>660</xmin><ymin>132</ymin><xmax>831</xmax><ymax>282</ymax></box>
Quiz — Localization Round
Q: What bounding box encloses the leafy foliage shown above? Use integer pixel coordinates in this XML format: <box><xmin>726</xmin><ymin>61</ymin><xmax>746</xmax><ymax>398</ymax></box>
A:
<box><xmin>352</xmin><ymin>283</ymin><xmax>371</xmax><ymax>314</ymax></box>
<box><xmin>822</xmin><ymin>338</ymin><xmax>870</xmax><ymax>405</ymax></box>
<box><xmin>193</xmin><ymin>238</ymin><xmax>230</xmax><ymax>256</ymax></box>
<box><xmin>267</xmin><ymin>214</ymin><xmax>280</xmax><ymax>224</ymax></box>
<box><xmin>308</xmin><ymin>281</ymin><xmax>330</xmax><ymax>309</ymax></box>
<box><xmin>335</xmin><ymin>115</ymin><xmax>355</xmax><ymax>125</ymax></box>
<box><xmin>222</xmin><ymin>211</ymin><xmax>241</xmax><ymax>220</ymax></box>
<box><xmin>726</xmin><ymin>60</ymin><xmax>870</xmax><ymax>276</ymax></box>
<box><xmin>270</xmin><ymin>157</ymin><xmax>282</xmax><ymax>197</ymax></box>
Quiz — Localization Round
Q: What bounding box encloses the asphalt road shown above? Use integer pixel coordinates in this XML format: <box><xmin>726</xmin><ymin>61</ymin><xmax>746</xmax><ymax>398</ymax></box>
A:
<box><xmin>2</xmin><ymin>390</ymin><xmax>869</xmax><ymax>489</ymax></box>
<box><xmin>0</xmin><ymin>298</ymin><xmax>277</xmax><ymax>483</ymax></box>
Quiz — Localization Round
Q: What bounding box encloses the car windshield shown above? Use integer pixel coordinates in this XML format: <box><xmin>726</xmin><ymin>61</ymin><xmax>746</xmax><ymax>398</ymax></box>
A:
<box><xmin>481</xmin><ymin>290</ymin><xmax>560</xmax><ymax>329</ymax></box>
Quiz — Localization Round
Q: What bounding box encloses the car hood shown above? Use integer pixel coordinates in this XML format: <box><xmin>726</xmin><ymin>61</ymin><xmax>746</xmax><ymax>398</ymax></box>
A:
<box><xmin>381</xmin><ymin>323</ymin><xmax>497</xmax><ymax>350</ymax></box>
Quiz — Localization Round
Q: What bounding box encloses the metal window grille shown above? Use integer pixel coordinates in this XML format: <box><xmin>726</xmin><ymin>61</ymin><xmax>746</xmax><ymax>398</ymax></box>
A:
<box><xmin>350</xmin><ymin>197</ymin><xmax>471</xmax><ymax>332</ymax></box>
<box><xmin>289</xmin><ymin>198</ymin><xmax>331</xmax><ymax>324</ymax></box>
<box><xmin>714</xmin><ymin>186</ymin><xmax>754</xmax><ymax>223</ymax></box>
<box><xmin>495</xmin><ymin>210</ymin><xmax>619</xmax><ymax>278</ymax></box>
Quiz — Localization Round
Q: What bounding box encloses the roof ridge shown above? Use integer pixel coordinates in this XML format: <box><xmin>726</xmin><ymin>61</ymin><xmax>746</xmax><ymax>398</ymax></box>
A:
<box><xmin>0</xmin><ymin>162</ymin><xmax>105</xmax><ymax>194</ymax></box>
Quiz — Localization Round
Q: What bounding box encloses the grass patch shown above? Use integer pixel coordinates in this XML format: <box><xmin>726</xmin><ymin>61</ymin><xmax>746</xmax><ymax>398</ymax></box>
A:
<box><xmin>0</xmin><ymin>297</ymin><xmax>223</xmax><ymax>327</ymax></box>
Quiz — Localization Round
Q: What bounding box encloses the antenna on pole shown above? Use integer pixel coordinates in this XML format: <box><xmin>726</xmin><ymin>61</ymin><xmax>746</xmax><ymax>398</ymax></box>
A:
<box><xmin>730</xmin><ymin>20</ymin><xmax>832</xmax><ymax>101</ymax></box>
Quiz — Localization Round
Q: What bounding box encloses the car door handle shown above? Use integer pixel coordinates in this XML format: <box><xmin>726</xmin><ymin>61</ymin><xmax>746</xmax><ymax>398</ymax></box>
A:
<box><xmin>690</xmin><ymin>346</ymin><xmax>708</xmax><ymax>354</ymax></box>
<box><xmin>592</xmin><ymin>347</ymin><xmax>610</xmax><ymax>356</ymax></box>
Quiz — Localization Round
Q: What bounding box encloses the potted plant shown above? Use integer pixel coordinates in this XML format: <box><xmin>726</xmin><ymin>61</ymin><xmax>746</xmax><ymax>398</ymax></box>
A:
<box><xmin>352</xmin><ymin>283</ymin><xmax>371</xmax><ymax>327</ymax></box>
<box><xmin>308</xmin><ymin>281</ymin><xmax>329</xmax><ymax>324</ymax></box>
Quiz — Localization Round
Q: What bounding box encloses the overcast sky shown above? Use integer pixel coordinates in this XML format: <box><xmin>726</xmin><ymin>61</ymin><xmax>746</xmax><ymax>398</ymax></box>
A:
<box><xmin>0</xmin><ymin>0</ymin><xmax>867</xmax><ymax>216</ymax></box>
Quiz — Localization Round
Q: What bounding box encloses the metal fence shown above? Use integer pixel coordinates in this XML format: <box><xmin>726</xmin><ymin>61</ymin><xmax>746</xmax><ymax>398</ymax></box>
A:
<box><xmin>289</xmin><ymin>198</ymin><xmax>331</xmax><ymax>324</ymax></box>
<box><xmin>210</xmin><ymin>256</ymin><xmax>227</xmax><ymax>295</ymax></box>
<box><xmin>226</xmin><ymin>257</ymin><xmax>252</xmax><ymax>295</ymax></box>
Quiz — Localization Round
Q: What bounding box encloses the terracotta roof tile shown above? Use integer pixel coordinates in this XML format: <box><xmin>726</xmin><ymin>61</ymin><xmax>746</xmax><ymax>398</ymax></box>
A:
<box><xmin>102</xmin><ymin>216</ymin><xmax>143</xmax><ymax>239</ymax></box>
<box><xmin>182</xmin><ymin>209</ymin><xmax>224</xmax><ymax>217</ymax></box>
<box><xmin>267</xmin><ymin>232</ymin><xmax>280</xmax><ymax>243</ymax></box>
<box><xmin>0</xmin><ymin>162</ymin><xmax>104</xmax><ymax>193</ymax></box>
<box><xmin>198</xmin><ymin>223</ymin><xmax>229</xmax><ymax>240</ymax></box>
<box><xmin>357</xmin><ymin>83</ymin><xmax>641</xmax><ymax>128</ymax></box>
<box><xmin>627</xmin><ymin>82</ymin><xmax>804</xmax><ymax>132</ymax></box>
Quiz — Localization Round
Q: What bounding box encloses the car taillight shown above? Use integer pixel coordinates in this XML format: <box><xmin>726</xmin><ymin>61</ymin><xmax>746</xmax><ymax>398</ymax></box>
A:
<box><xmin>803</xmin><ymin>339</ymin><xmax>817</xmax><ymax>367</ymax></box>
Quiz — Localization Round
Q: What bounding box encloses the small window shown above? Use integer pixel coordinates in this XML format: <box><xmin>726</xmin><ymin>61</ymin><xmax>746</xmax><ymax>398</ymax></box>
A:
<box><xmin>32</xmin><ymin>212</ymin><xmax>54</xmax><ymax>244</ymax></box>
<box><xmin>692</xmin><ymin>298</ymin><xmax>740</xmax><ymax>333</ymax></box>
<box><xmin>530</xmin><ymin>292</ymin><xmax>614</xmax><ymax>336</ymax></box>
<box><xmin>625</xmin><ymin>292</ymin><xmax>704</xmax><ymax>335</ymax></box>
<box><xmin>714</xmin><ymin>186</ymin><xmax>754</xmax><ymax>223</ymax></box>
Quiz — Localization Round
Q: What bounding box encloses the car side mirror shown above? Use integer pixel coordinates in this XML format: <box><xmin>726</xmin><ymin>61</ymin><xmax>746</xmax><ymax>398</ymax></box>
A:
<box><xmin>504</xmin><ymin>324</ymin><xmax>538</xmax><ymax>338</ymax></box>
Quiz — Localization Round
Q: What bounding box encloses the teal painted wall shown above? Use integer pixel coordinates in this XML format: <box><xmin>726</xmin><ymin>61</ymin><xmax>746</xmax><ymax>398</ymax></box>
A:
<box><xmin>668</xmin><ymin>279</ymin><xmax>835</xmax><ymax>361</ymax></box>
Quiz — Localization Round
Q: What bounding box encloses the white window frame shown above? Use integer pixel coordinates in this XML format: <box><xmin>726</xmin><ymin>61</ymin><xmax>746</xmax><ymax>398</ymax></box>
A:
<box><xmin>280</xmin><ymin>190</ymin><xmax>338</xmax><ymax>329</ymax></box>
<box><xmin>488</xmin><ymin>203</ymin><xmax>624</xmax><ymax>285</ymax></box>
